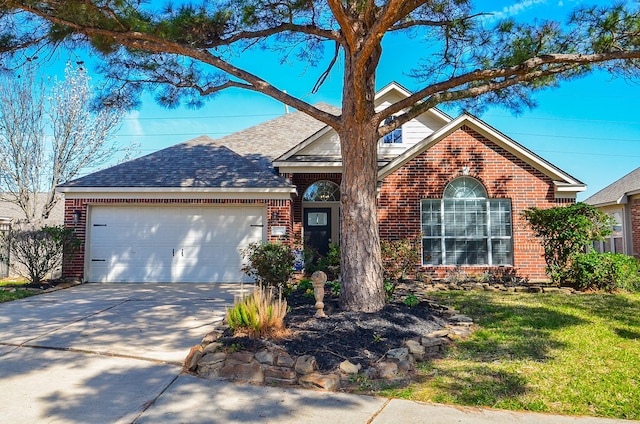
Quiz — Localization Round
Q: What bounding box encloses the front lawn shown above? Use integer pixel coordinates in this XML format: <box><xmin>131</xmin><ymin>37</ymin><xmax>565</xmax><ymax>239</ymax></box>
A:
<box><xmin>0</xmin><ymin>278</ymin><xmax>35</xmax><ymax>302</ymax></box>
<box><xmin>380</xmin><ymin>291</ymin><xmax>640</xmax><ymax>420</ymax></box>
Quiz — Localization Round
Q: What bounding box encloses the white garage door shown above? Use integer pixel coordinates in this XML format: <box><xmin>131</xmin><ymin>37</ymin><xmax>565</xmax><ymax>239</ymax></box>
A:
<box><xmin>87</xmin><ymin>205</ymin><xmax>266</xmax><ymax>283</ymax></box>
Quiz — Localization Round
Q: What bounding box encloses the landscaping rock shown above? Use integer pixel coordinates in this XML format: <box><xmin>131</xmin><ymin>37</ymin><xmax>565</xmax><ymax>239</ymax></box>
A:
<box><xmin>185</xmin><ymin>345</ymin><xmax>203</xmax><ymax>372</ymax></box>
<box><xmin>386</xmin><ymin>347</ymin><xmax>409</xmax><ymax>362</ymax></box>
<box><xmin>228</xmin><ymin>351</ymin><xmax>254</xmax><ymax>364</ymax></box>
<box><xmin>421</xmin><ymin>337</ymin><xmax>445</xmax><ymax>347</ymax></box>
<box><xmin>377</xmin><ymin>361</ymin><xmax>398</xmax><ymax>379</ymax></box>
<box><xmin>404</xmin><ymin>340</ymin><xmax>425</xmax><ymax>361</ymax></box>
<box><xmin>425</xmin><ymin>329</ymin><xmax>450</xmax><ymax>338</ymax></box>
<box><xmin>202</xmin><ymin>331</ymin><xmax>222</xmax><ymax>344</ymax></box>
<box><xmin>218</xmin><ymin>361</ymin><xmax>264</xmax><ymax>383</ymax></box>
<box><xmin>299</xmin><ymin>373</ymin><xmax>340</xmax><ymax>391</ymax></box>
<box><xmin>339</xmin><ymin>360</ymin><xmax>361</xmax><ymax>374</ymax></box>
<box><xmin>198</xmin><ymin>352</ymin><xmax>227</xmax><ymax>367</ymax></box>
<box><xmin>276</xmin><ymin>353</ymin><xmax>294</xmax><ymax>367</ymax></box>
<box><xmin>202</xmin><ymin>342</ymin><xmax>223</xmax><ymax>354</ymax></box>
<box><xmin>264</xmin><ymin>366</ymin><xmax>297</xmax><ymax>381</ymax></box>
<box><xmin>294</xmin><ymin>355</ymin><xmax>317</xmax><ymax>375</ymax></box>
<box><xmin>255</xmin><ymin>349</ymin><xmax>275</xmax><ymax>365</ymax></box>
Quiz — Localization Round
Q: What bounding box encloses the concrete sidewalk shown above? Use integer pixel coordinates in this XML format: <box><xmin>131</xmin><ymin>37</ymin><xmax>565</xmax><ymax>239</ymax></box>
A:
<box><xmin>0</xmin><ymin>283</ymin><xmax>636</xmax><ymax>423</ymax></box>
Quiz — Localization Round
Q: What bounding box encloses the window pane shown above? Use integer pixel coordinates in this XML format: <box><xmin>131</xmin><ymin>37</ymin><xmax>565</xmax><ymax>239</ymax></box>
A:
<box><xmin>422</xmin><ymin>238</ymin><xmax>441</xmax><ymax>265</ymax></box>
<box><xmin>445</xmin><ymin>239</ymin><xmax>488</xmax><ymax>265</ymax></box>
<box><xmin>444</xmin><ymin>199</ymin><xmax>486</xmax><ymax>237</ymax></box>
<box><xmin>489</xmin><ymin>199</ymin><xmax>512</xmax><ymax>237</ymax></box>
<box><xmin>421</xmin><ymin>200</ymin><xmax>441</xmax><ymax>237</ymax></box>
<box><xmin>443</xmin><ymin>177</ymin><xmax>487</xmax><ymax>199</ymax></box>
<box><xmin>491</xmin><ymin>239</ymin><xmax>513</xmax><ymax>265</ymax></box>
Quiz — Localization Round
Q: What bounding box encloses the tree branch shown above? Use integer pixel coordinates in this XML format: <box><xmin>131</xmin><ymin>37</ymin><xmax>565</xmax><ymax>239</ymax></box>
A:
<box><xmin>380</xmin><ymin>50</ymin><xmax>640</xmax><ymax>122</ymax></box>
<box><xmin>9</xmin><ymin>3</ymin><xmax>342</xmax><ymax>128</ymax></box>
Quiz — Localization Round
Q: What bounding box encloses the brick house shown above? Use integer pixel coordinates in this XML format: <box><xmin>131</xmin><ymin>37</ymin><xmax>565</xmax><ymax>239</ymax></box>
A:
<box><xmin>584</xmin><ymin>167</ymin><xmax>640</xmax><ymax>257</ymax></box>
<box><xmin>57</xmin><ymin>83</ymin><xmax>585</xmax><ymax>283</ymax></box>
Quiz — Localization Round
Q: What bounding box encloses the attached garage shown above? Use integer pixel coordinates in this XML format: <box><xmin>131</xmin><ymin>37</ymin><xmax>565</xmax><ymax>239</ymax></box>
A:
<box><xmin>56</xmin><ymin>136</ymin><xmax>296</xmax><ymax>284</ymax></box>
<box><xmin>87</xmin><ymin>205</ymin><xmax>266</xmax><ymax>283</ymax></box>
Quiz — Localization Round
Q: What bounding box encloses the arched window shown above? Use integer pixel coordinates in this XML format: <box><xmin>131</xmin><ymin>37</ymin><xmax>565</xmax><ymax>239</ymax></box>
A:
<box><xmin>303</xmin><ymin>181</ymin><xmax>340</xmax><ymax>202</ymax></box>
<box><xmin>421</xmin><ymin>177</ymin><xmax>512</xmax><ymax>266</ymax></box>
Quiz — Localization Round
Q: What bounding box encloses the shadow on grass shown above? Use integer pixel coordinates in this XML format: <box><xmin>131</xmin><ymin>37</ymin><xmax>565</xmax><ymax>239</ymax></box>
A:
<box><xmin>569</xmin><ymin>293</ymin><xmax>640</xmax><ymax>329</ymax></box>
<box><xmin>614</xmin><ymin>327</ymin><xmax>640</xmax><ymax>340</ymax></box>
<box><xmin>413</xmin><ymin>361</ymin><xmax>529</xmax><ymax>407</ymax></box>
<box><xmin>434</xmin><ymin>292</ymin><xmax>586</xmax><ymax>362</ymax></box>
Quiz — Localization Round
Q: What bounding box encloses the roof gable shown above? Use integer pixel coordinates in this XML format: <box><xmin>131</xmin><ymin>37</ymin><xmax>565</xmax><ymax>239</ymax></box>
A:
<box><xmin>275</xmin><ymin>82</ymin><xmax>451</xmax><ymax>164</ymax></box>
<box><xmin>584</xmin><ymin>167</ymin><xmax>640</xmax><ymax>206</ymax></box>
<box><xmin>378</xmin><ymin>113</ymin><xmax>585</xmax><ymax>198</ymax></box>
<box><xmin>58</xmin><ymin>135</ymin><xmax>294</xmax><ymax>191</ymax></box>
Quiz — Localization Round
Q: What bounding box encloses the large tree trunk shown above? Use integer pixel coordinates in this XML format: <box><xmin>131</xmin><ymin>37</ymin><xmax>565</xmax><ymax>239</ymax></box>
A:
<box><xmin>338</xmin><ymin>33</ymin><xmax>386</xmax><ymax>312</ymax></box>
<box><xmin>338</xmin><ymin>123</ymin><xmax>386</xmax><ymax>312</ymax></box>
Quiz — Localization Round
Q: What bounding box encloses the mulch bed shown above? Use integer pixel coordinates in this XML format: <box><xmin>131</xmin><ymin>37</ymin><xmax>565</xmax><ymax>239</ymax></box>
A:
<box><xmin>219</xmin><ymin>282</ymin><xmax>447</xmax><ymax>372</ymax></box>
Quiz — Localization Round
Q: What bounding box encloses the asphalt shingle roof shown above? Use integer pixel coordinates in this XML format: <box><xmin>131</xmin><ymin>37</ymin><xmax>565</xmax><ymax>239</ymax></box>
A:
<box><xmin>584</xmin><ymin>167</ymin><xmax>640</xmax><ymax>206</ymax></box>
<box><xmin>60</xmin><ymin>135</ymin><xmax>294</xmax><ymax>189</ymax></box>
<box><xmin>215</xmin><ymin>103</ymin><xmax>339</xmax><ymax>170</ymax></box>
<box><xmin>61</xmin><ymin>104</ymin><xmax>340</xmax><ymax>190</ymax></box>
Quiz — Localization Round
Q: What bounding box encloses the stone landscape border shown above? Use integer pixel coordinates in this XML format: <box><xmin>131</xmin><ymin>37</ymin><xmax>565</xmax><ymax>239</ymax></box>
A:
<box><xmin>185</xmin><ymin>280</ymin><xmax>580</xmax><ymax>391</ymax></box>
<box><xmin>185</xmin><ymin>298</ymin><xmax>476</xmax><ymax>391</ymax></box>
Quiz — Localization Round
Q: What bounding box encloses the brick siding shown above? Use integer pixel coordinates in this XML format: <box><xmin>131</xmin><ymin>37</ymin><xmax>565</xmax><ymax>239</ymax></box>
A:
<box><xmin>630</xmin><ymin>199</ymin><xmax>640</xmax><ymax>257</ymax></box>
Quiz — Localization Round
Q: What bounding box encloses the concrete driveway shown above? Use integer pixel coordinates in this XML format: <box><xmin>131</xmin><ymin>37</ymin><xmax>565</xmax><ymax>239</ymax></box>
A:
<box><xmin>1</xmin><ymin>283</ymin><xmax>636</xmax><ymax>424</ymax></box>
<box><xmin>0</xmin><ymin>282</ymin><xmax>248</xmax><ymax>423</ymax></box>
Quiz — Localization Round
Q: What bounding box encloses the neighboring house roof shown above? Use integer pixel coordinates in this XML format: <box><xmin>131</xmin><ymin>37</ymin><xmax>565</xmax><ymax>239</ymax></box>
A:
<box><xmin>0</xmin><ymin>193</ymin><xmax>64</xmax><ymax>224</ymax></box>
<box><xmin>584</xmin><ymin>167</ymin><xmax>640</xmax><ymax>206</ymax></box>
<box><xmin>58</xmin><ymin>135</ymin><xmax>295</xmax><ymax>192</ymax></box>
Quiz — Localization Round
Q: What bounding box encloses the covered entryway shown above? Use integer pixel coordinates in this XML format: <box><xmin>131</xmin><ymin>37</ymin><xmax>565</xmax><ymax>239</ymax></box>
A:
<box><xmin>87</xmin><ymin>205</ymin><xmax>266</xmax><ymax>283</ymax></box>
<box><xmin>301</xmin><ymin>180</ymin><xmax>340</xmax><ymax>259</ymax></box>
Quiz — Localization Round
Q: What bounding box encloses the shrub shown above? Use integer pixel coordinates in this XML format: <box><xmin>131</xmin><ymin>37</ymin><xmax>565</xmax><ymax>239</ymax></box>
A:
<box><xmin>566</xmin><ymin>252</ymin><xmax>640</xmax><ymax>292</ymax></box>
<box><xmin>241</xmin><ymin>242</ymin><xmax>295</xmax><ymax>296</ymax></box>
<box><xmin>522</xmin><ymin>203</ymin><xmax>613</xmax><ymax>284</ymax></box>
<box><xmin>380</xmin><ymin>236</ymin><xmax>421</xmax><ymax>283</ymax></box>
<box><xmin>226</xmin><ymin>286</ymin><xmax>288</xmax><ymax>338</ymax></box>
<box><xmin>2</xmin><ymin>225</ymin><xmax>80</xmax><ymax>284</ymax></box>
<box><xmin>304</xmin><ymin>242</ymin><xmax>341</xmax><ymax>280</ymax></box>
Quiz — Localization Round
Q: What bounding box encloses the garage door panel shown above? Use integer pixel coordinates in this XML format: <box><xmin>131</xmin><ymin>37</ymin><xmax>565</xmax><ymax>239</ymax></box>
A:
<box><xmin>88</xmin><ymin>206</ymin><xmax>265</xmax><ymax>283</ymax></box>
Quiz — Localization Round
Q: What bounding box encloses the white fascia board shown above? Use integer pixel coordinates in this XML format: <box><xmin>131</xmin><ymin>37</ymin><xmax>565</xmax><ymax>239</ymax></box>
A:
<box><xmin>58</xmin><ymin>187</ymin><xmax>295</xmax><ymax>200</ymax></box>
<box><xmin>375</xmin><ymin>82</ymin><xmax>413</xmax><ymax>100</ymax></box>
<box><xmin>375</xmin><ymin>82</ymin><xmax>452</xmax><ymax>124</ymax></box>
<box><xmin>275</xmin><ymin>163</ymin><xmax>343</xmax><ymax>174</ymax></box>
<box><xmin>275</xmin><ymin>126</ymin><xmax>334</xmax><ymax>161</ymax></box>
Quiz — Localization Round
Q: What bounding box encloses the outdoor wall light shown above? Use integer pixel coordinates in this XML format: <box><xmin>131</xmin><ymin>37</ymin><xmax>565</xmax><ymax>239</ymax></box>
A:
<box><xmin>73</xmin><ymin>209</ymin><xmax>82</xmax><ymax>224</ymax></box>
<box><xmin>270</xmin><ymin>210</ymin><xmax>280</xmax><ymax>221</ymax></box>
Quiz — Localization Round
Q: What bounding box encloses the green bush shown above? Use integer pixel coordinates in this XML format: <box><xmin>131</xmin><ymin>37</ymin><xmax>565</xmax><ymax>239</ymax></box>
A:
<box><xmin>380</xmin><ymin>236</ymin><xmax>421</xmax><ymax>283</ymax></box>
<box><xmin>2</xmin><ymin>225</ymin><xmax>80</xmax><ymax>284</ymax></box>
<box><xmin>522</xmin><ymin>203</ymin><xmax>613</xmax><ymax>284</ymax></box>
<box><xmin>226</xmin><ymin>286</ymin><xmax>288</xmax><ymax>338</ymax></box>
<box><xmin>304</xmin><ymin>242</ymin><xmax>341</xmax><ymax>280</ymax></box>
<box><xmin>566</xmin><ymin>252</ymin><xmax>640</xmax><ymax>292</ymax></box>
<box><xmin>241</xmin><ymin>242</ymin><xmax>295</xmax><ymax>295</ymax></box>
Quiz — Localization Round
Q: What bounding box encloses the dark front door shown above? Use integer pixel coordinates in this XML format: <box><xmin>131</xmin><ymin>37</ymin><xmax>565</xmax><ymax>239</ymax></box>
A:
<box><xmin>304</xmin><ymin>208</ymin><xmax>332</xmax><ymax>259</ymax></box>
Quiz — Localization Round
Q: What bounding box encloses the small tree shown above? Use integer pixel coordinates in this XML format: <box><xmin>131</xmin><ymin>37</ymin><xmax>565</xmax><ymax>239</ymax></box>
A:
<box><xmin>0</xmin><ymin>63</ymin><xmax>126</xmax><ymax>222</ymax></box>
<box><xmin>522</xmin><ymin>203</ymin><xmax>613</xmax><ymax>284</ymax></box>
<box><xmin>2</xmin><ymin>225</ymin><xmax>80</xmax><ymax>284</ymax></box>
<box><xmin>241</xmin><ymin>242</ymin><xmax>296</xmax><ymax>295</ymax></box>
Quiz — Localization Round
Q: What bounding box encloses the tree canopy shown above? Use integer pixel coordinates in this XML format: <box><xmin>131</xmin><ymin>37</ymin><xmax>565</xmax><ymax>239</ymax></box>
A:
<box><xmin>2</xmin><ymin>1</ymin><xmax>639</xmax><ymax>311</ymax></box>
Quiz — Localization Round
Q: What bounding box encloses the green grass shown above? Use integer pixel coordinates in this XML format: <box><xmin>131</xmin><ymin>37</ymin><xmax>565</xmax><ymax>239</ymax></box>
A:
<box><xmin>0</xmin><ymin>278</ymin><xmax>34</xmax><ymax>302</ymax></box>
<box><xmin>379</xmin><ymin>291</ymin><xmax>640</xmax><ymax>420</ymax></box>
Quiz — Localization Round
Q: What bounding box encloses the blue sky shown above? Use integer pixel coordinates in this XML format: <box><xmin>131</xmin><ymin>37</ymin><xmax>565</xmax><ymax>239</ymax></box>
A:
<box><xmin>58</xmin><ymin>0</ymin><xmax>640</xmax><ymax>201</ymax></box>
